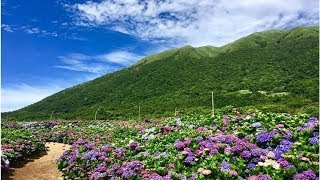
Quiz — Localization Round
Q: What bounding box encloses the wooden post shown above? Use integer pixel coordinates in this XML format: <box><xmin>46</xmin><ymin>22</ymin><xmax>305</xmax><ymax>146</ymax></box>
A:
<box><xmin>175</xmin><ymin>107</ymin><xmax>177</xmax><ymax>117</ymax></box>
<box><xmin>211</xmin><ymin>91</ymin><xmax>214</xmax><ymax>117</ymax></box>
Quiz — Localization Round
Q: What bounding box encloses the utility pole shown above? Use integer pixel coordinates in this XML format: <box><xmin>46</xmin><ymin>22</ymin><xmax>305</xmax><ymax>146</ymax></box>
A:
<box><xmin>95</xmin><ymin>107</ymin><xmax>101</xmax><ymax>121</ymax></box>
<box><xmin>138</xmin><ymin>105</ymin><xmax>141</xmax><ymax>121</ymax></box>
<box><xmin>50</xmin><ymin>111</ymin><xmax>54</xmax><ymax>121</ymax></box>
<box><xmin>211</xmin><ymin>91</ymin><xmax>215</xmax><ymax>117</ymax></box>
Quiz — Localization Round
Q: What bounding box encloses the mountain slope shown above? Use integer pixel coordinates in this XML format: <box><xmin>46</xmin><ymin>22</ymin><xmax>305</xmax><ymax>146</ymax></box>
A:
<box><xmin>4</xmin><ymin>26</ymin><xmax>319</xmax><ymax>121</ymax></box>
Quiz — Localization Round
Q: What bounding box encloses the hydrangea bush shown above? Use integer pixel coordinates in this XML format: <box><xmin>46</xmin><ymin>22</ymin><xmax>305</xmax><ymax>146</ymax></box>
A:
<box><xmin>1</xmin><ymin>112</ymin><xmax>319</xmax><ymax>179</ymax></box>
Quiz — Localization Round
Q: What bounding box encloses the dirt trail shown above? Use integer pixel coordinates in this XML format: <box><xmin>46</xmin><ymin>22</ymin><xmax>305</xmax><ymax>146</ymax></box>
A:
<box><xmin>3</xmin><ymin>142</ymin><xmax>70</xmax><ymax>180</ymax></box>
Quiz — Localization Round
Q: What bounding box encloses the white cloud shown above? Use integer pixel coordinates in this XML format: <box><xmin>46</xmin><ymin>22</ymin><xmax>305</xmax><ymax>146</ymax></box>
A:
<box><xmin>1</xmin><ymin>84</ymin><xmax>63</xmax><ymax>112</ymax></box>
<box><xmin>98</xmin><ymin>51</ymin><xmax>144</xmax><ymax>66</ymax></box>
<box><xmin>2</xmin><ymin>23</ymin><xmax>86</xmax><ymax>40</ymax></box>
<box><xmin>23</xmin><ymin>27</ymin><xmax>60</xmax><ymax>37</ymax></box>
<box><xmin>2</xmin><ymin>24</ymin><xmax>15</xmax><ymax>32</ymax></box>
<box><xmin>55</xmin><ymin>51</ymin><xmax>144</xmax><ymax>74</ymax></box>
<box><xmin>24</xmin><ymin>27</ymin><xmax>40</xmax><ymax>34</ymax></box>
<box><xmin>55</xmin><ymin>53</ymin><xmax>115</xmax><ymax>74</ymax></box>
<box><xmin>70</xmin><ymin>0</ymin><xmax>319</xmax><ymax>46</ymax></box>
<box><xmin>19</xmin><ymin>26</ymin><xmax>84</xmax><ymax>39</ymax></box>
<box><xmin>1</xmin><ymin>73</ymin><xmax>102</xmax><ymax>112</ymax></box>
<box><xmin>67</xmin><ymin>34</ymin><xmax>88</xmax><ymax>41</ymax></box>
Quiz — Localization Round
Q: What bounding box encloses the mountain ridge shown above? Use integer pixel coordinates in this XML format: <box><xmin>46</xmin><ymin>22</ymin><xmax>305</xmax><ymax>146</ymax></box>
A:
<box><xmin>3</xmin><ymin>26</ymin><xmax>319</xmax><ymax>121</ymax></box>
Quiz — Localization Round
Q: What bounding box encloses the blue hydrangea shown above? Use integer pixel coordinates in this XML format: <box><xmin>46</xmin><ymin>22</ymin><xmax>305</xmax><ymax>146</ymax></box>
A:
<box><xmin>284</xmin><ymin>130</ymin><xmax>293</xmax><ymax>139</ymax></box>
<box><xmin>256</xmin><ymin>130</ymin><xmax>276</xmax><ymax>144</ymax></box>
<box><xmin>308</xmin><ymin>136</ymin><xmax>319</xmax><ymax>145</ymax></box>
<box><xmin>220</xmin><ymin>161</ymin><xmax>230</xmax><ymax>171</ymax></box>
<box><xmin>247</xmin><ymin>163</ymin><xmax>256</xmax><ymax>170</ymax></box>
<box><xmin>251</xmin><ymin>122</ymin><xmax>262</xmax><ymax>128</ymax></box>
<box><xmin>274</xmin><ymin>139</ymin><xmax>293</xmax><ymax>159</ymax></box>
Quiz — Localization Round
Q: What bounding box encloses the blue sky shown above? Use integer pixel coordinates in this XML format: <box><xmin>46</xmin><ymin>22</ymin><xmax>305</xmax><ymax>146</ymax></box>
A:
<box><xmin>1</xmin><ymin>0</ymin><xmax>319</xmax><ymax>112</ymax></box>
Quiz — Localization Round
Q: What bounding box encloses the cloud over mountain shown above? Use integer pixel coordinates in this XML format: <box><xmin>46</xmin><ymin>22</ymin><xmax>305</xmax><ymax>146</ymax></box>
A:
<box><xmin>70</xmin><ymin>0</ymin><xmax>318</xmax><ymax>46</ymax></box>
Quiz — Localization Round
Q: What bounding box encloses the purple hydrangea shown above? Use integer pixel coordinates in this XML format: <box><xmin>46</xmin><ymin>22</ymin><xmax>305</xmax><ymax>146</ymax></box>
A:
<box><xmin>248</xmin><ymin>175</ymin><xmax>271</xmax><ymax>180</ymax></box>
<box><xmin>174</xmin><ymin>140</ymin><xmax>185</xmax><ymax>149</ymax></box>
<box><xmin>84</xmin><ymin>143</ymin><xmax>94</xmax><ymax>150</ymax></box>
<box><xmin>90</xmin><ymin>172</ymin><xmax>105</xmax><ymax>180</ymax></box>
<box><xmin>276</xmin><ymin>124</ymin><xmax>285</xmax><ymax>128</ymax></box>
<box><xmin>184</xmin><ymin>138</ymin><xmax>191</xmax><ymax>146</ymax></box>
<box><xmin>195</xmin><ymin>136</ymin><xmax>203</xmax><ymax>142</ymax></box>
<box><xmin>75</xmin><ymin>138</ymin><xmax>86</xmax><ymax>145</ymax></box>
<box><xmin>209</xmin><ymin>149</ymin><xmax>219</xmax><ymax>156</ymax></box>
<box><xmin>224</xmin><ymin>146</ymin><xmax>232</xmax><ymax>154</ymax></box>
<box><xmin>251</xmin><ymin>148</ymin><xmax>262</xmax><ymax>157</ymax></box>
<box><xmin>252</xmin><ymin>157</ymin><xmax>260</xmax><ymax>163</ymax></box>
<box><xmin>1</xmin><ymin>156</ymin><xmax>10</xmax><ymax>170</ymax></box>
<box><xmin>184</xmin><ymin>155</ymin><xmax>194</xmax><ymax>165</ymax></box>
<box><xmin>82</xmin><ymin>151</ymin><xmax>94</xmax><ymax>159</ymax></box>
<box><xmin>135</xmin><ymin>146</ymin><xmax>141</xmax><ymax>152</ymax></box>
<box><xmin>309</xmin><ymin>117</ymin><xmax>318</xmax><ymax>123</ymax></box>
<box><xmin>235</xmin><ymin>115</ymin><xmax>243</xmax><ymax>121</ymax></box>
<box><xmin>199</xmin><ymin>140</ymin><xmax>214</xmax><ymax>149</ymax></box>
<box><xmin>115</xmin><ymin>148</ymin><xmax>126</xmax><ymax>158</ymax></box>
<box><xmin>129</xmin><ymin>141</ymin><xmax>138</xmax><ymax>149</ymax></box>
<box><xmin>91</xmin><ymin>156</ymin><xmax>97</xmax><ymax>161</ymax></box>
<box><xmin>308</xmin><ymin>133</ymin><xmax>319</xmax><ymax>145</ymax></box>
<box><xmin>279</xmin><ymin>139</ymin><xmax>293</xmax><ymax>149</ymax></box>
<box><xmin>189</xmin><ymin>173</ymin><xmax>196</xmax><ymax>180</ymax></box>
<box><xmin>283</xmin><ymin>130</ymin><xmax>293</xmax><ymax>139</ymax></box>
<box><xmin>222</xmin><ymin>116</ymin><xmax>230</xmax><ymax>124</ymax></box>
<box><xmin>121</xmin><ymin>161</ymin><xmax>143</xmax><ymax>179</ymax></box>
<box><xmin>298</xmin><ymin>117</ymin><xmax>319</xmax><ymax>132</ymax></box>
<box><xmin>241</xmin><ymin>150</ymin><xmax>251</xmax><ymax>159</ymax></box>
<box><xmin>168</xmin><ymin>163</ymin><xmax>175</xmax><ymax>168</ymax></box>
<box><xmin>143</xmin><ymin>172</ymin><xmax>172</xmax><ymax>180</ymax></box>
<box><xmin>277</xmin><ymin>158</ymin><xmax>290</xmax><ymax>168</ymax></box>
<box><xmin>101</xmin><ymin>145</ymin><xmax>110</xmax><ymax>152</ymax></box>
<box><xmin>96</xmin><ymin>163</ymin><xmax>107</xmax><ymax>172</ymax></box>
<box><xmin>67</xmin><ymin>149</ymin><xmax>79</xmax><ymax>164</ymax></box>
<box><xmin>297</xmin><ymin>126</ymin><xmax>303</xmax><ymax>131</ymax></box>
<box><xmin>220</xmin><ymin>161</ymin><xmax>230</xmax><ymax>171</ymax></box>
<box><xmin>211</xmin><ymin>134</ymin><xmax>237</xmax><ymax>144</ymax></box>
<box><xmin>293</xmin><ymin>169</ymin><xmax>317</xmax><ymax>180</ymax></box>
<box><xmin>121</xmin><ymin>170</ymin><xmax>135</xmax><ymax>179</ymax></box>
<box><xmin>221</xmin><ymin>126</ymin><xmax>228</xmax><ymax>131</ymax></box>
<box><xmin>302</xmin><ymin>170</ymin><xmax>317</xmax><ymax>179</ymax></box>
<box><xmin>244</xmin><ymin>135</ymin><xmax>252</xmax><ymax>141</ymax></box>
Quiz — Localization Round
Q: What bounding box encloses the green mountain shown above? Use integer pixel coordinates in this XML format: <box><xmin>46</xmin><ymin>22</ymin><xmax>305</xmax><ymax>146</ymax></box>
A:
<box><xmin>4</xmin><ymin>26</ymin><xmax>319</xmax><ymax>121</ymax></box>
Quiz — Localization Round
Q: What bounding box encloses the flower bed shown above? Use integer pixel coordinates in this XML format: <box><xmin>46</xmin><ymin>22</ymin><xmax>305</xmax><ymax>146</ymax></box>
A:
<box><xmin>1</xmin><ymin>113</ymin><xmax>318</xmax><ymax>179</ymax></box>
<box><xmin>55</xmin><ymin>113</ymin><xmax>319</xmax><ymax>179</ymax></box>
<box><xmin>1</xmin><ymin>128</ymin><xmax>46</xmax><ymax>170</ymax></box>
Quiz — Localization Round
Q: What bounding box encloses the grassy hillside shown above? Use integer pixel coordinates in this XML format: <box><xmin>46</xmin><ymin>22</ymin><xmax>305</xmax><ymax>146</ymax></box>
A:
<box><xmin>3</xmin><ymin>26</ymin><xmax>319</xmax><ymax>121</ymax></box>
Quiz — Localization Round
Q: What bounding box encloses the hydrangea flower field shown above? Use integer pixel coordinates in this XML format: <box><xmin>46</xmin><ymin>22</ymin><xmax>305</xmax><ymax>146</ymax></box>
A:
<box><xmin>1</xmin><ymin>112</ymin><xmax>319</xmax><ymax>179</ymax></box>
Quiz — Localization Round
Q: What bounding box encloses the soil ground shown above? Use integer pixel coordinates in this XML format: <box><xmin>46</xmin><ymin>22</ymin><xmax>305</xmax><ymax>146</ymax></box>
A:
<box><xmin>2</xmin><ymin>142</ymin><xmax>70</xmax><ymax>180</ymax></box>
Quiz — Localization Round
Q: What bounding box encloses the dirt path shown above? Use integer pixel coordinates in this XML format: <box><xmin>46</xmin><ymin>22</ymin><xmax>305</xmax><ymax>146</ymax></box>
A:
<box><xmin>4</xmin><ymin>142</ymin><xmax>70</xmax><ymax>180</ymax></box>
